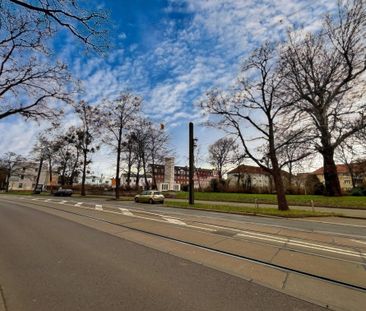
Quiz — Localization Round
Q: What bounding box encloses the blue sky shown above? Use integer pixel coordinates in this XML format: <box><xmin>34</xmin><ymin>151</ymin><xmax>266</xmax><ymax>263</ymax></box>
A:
<box><xmin>0</xmin><ymin>0</ymin><xmax>337</xmax><ymax>176</ymax></box>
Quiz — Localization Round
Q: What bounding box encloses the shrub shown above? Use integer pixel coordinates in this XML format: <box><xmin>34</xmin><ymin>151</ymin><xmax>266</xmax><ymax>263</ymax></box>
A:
<box><xmin>351</xmin><ymin>187</ymin><xmax>366</xmax><ymax>196</ymax></box>
<box><xmin>181</xmin><ymin>184</ymin><xmax>189</xmax><ymax>192</ymax></box>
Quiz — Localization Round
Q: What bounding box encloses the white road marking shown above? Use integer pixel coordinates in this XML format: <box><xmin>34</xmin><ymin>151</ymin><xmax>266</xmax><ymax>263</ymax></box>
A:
<box><xmin>44</xmin><ymin>199</ymin><xmax>51</xmax><ymax>202</ymax></box>
<box><xmin>163</xmin><ymin>217</ymin><xmax>186</xmax><ymax>225</ymax></box>
<box><xmin>302</xmin><ymin>219</ymin><xmax>366</xmax><ymax>228</ymax></box>
<box><xmin>234</xmin><ymin>232</ymin><xmax>366</xmax><ymax>258</ymax></box>
<box><xmin>59</xmin><ymin>200</ymin><xmax>67</xmax><ymax>204</ymax></box>
<box><xmin>199</xmin><ymin>223</ymin><xmax>366</xmax><ymax>258</ymax></box>
<box><xmin>351</xmin><ymin>239</ymin><xmax>366</xmax><ymax>245</ymax></box>
<box><xmin>119</xmin><ymin>208</ymin><xmax>134</xmax><ymax>216</ymax></box>
<box><xmin>74</xmin><ymin>202</ymin><xmax>83</xmax><ymax>207</ymax></box>
<box><xmin>95</xmin><ymin>204</ymin><xmax>103</xmax><ymax>211</ymax></box>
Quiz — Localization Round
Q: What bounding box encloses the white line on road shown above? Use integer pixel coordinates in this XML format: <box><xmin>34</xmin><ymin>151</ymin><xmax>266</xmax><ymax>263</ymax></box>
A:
<box><xmin>95</xmin><ymin>204</ymin><xmax>103</xmax><ymax>211</ymax></box>
<box><xmin>59</xmin><ymin>200</ymin><xmax>67</xmax><ymax>204</ymax></box>
<box><xmin>351</xmin><ymin>239</ymin><xmax>366</xmax><ymax>245</ymax></box>
<box><xmin>119</xmin><ymin>208</ymin><xmax>133</xmax><ymax>216</ymax></box>
<box><xmin>234</xmin><ymin>232</ymin><xmax>366</xmax><ymax>258</ymax></box>
<box><xmin>44</xmin><ymin>199</ymin><xmax>51</xmax><ymax>202</ymax></box>
<box><xmin>163</xmin><ymin>217</ymin><xmax>187</xmax><ymax>225</ymax></box>
<box><xmin>302</xmin><ymin>219</ymin><xmax>366</xmax><ymax>228</ymax></box>
<box><xmin>74</xmin><ymin>202</ymin><xmax>83</xmax><ymax>207</ymax></box>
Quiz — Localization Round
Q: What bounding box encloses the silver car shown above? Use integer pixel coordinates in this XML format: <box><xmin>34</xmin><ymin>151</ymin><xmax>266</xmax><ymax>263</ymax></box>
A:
<box><xmin>134</xmin><ymin>191</ymin><xmax>165</xmax><ymax>204</ymax></box>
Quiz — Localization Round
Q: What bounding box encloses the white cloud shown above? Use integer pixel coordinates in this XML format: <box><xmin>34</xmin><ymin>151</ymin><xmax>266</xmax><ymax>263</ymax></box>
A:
<box><xmin>0</xmin><ymin>0</ymin><xmax>339</xmax><ymax>169</ymax></box>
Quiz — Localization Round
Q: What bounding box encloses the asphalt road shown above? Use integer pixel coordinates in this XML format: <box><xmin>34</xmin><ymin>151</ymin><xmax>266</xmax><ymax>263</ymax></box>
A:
<box><xmin>45</xmin><ymin>195</ymin><xmax>366</xmax><ymax>237</ymax></box>
<box><xmin>0</xmin><ymin>199</ymin><xmax>327</xmax><ymax>311</ymax></box>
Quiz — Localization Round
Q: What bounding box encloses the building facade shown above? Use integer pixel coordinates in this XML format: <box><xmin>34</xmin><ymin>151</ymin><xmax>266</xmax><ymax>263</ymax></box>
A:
<box><xmin>227</xmin><ymin>165</ymin><xmax>273</xmax><ymax>192</ymax></box>
<box><xmin>150</xmin><ymin>160</ymin><xmax>217</xmax><ymax>190</ymax></box>
<box><xmin>312</xmin><ymin>163</ymin><xmax>366</xmax><ymax>192</ymax></box>
<box><xmin>8</xmin><ymin>162</ymin><xmax>57</xmax><ymax>191</ymax></box>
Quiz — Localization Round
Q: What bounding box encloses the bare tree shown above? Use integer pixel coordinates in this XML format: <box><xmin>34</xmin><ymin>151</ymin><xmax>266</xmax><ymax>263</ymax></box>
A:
<box><xmin>100</xmin><ymin>93</ymin><xmax>141</xmax><ymax>199</ymax></box>
<box><xmin>203</xmin><ymin>44</ymin><xmax>308</xmax><ymax>211</ymax></box>
<box><xmin>4</xmin><ymin>0</ymin><xmax>108</xmax><ymax>51</ymax></box>
<box><xmin>148</xmin><ymin>124</ymin><xmax>170</xmax><ymax>189</ymax></box>
<box><xmin>130</xmin><ymin>118</ymin><xmax>152</xmax><ymax>190</ymax></box>
<box><xmin>73</xmin><ymin>101</ymin><xmax>100</xmax><ymax>196</ymax></box>
<box><xmin>280</xmin><ymin>0</ymin><xmax>366</xmax><ymax>196</ymax></box>
<box><xmin>0</xmin><ymin>152</ymin><xmax>27</xmax><ymax>192</ymax></box>
<box><xmin>0</xmin><ymin>0</ymin><xmax>108</xmax><ymax>122</ymax></box>
<box><xmin>0</xmin><ymin>6</ymin><xmax>73</xmax><ymax>122</ymax></box>
<box><xmin>208</xmin><ymin>137</ymin><xmax>238</xmax><ymax>180</ymax></box>
<box><xmin>32</xmin><ymin>132</ymin><xmax>60</xmax><ymax>193</ymax></box>
<box><xmin>122</xmin><ymin>131</ymin><xmax>136</xmax><ymax>189</ymax></box>
<box><xmin>49</xmin><ymin>129</ymin><xmax>82</xmax><ymax>187</ymax></box>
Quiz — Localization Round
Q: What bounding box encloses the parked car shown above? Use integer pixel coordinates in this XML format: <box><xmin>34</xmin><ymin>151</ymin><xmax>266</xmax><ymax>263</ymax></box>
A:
<box><xmin>53</xmin><ymin>188</ymin><xmax>73</xmax><ymax>197</ymax></box>
<box><xmin>134</xmin><ymin>191</ymin><xmax>164</xmax><ymax>204</ymax></box>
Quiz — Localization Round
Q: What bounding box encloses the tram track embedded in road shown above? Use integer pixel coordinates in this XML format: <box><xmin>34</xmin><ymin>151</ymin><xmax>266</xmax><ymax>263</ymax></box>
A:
<box><xmin>3</xmin><ymin>196</ymin><xmax>366</xmax><ymax>294</ymax></box>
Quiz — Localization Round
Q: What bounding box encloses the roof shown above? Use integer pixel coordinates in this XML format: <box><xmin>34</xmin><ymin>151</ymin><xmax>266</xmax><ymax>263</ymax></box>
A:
<box><xmin>227</xmin><ymin>165</ymin><xmax>270</xmax><ymax>175</ymax></box>
<box><xmin>312</xmin><ymin>162</ymin><xmax>366</xmax><ymax>175</ymax></box>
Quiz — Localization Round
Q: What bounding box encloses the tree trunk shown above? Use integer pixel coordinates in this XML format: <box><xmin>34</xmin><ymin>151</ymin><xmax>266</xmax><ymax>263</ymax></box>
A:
<box><xmin>268</xmin><ymin>118</ymin><xmax>289</xmax><ymax>210</ymax></box>
<box><xmin>272</xmin><ymin>168</ymin><xmax>289</xmax><ymax>211</ymax></box>
<box><xmin>142</xmin><ymin>155</ymin><xmax>149</xmax><ymax>190</ymax></box>
<box><xmin>33</xmin><ymin>157</ymin><xmax>44</xmax><ymax>193</ymax></box>
<box><xmin>218</xmin><ymin>167</ymin><xmax>223</xmax><ymax>181</ymax></box>
<box><xmin>322</xmin><ymin>149</ymin><xmax>342</xmax><ymax>196</ymax></box>
<box><xmin>345</xmin><ymin>163</ymin><xmax>356</xmax><ymax>188</ymax></box>
<box><xmin>48</xmin><ymin>158</ymin><xmax>54</xmax><ymax>194</ymax></box>
<box><xmin>115</xmin><ymin>142</ymin><xmax>121</xmax><ymax>200</ymax></box>
<box><xmin>5</xmin><ymin>172</ymin><xmax>10</xmax><ymax>192</ymax></box>
<box><xmin>69</xmin><ymin>151</ymin><xmax>80</xmax><ymax>186</ymax></box>
<box><xmin>61</xmin><ymin>163</ymin><xmax>67</xmax><ymax>186</ymax></box>
<box><xmin>127</xmin><ymin>150</ymin><xmax>132</xmax><ymax>189</ymax></box>
<box><xmin>81</xmin><ymin>151</ymin><xmax>87</xmax><ymax>196</ymax></box>
<box><xmin>151</xmin><ymin>160</ymin><xmax>157</xmax><ymax>190</ymax></box>
<box><xmin>135</xmin><ymin>160</ymin><xmax>141</xmax><ymax>189</ymax></box>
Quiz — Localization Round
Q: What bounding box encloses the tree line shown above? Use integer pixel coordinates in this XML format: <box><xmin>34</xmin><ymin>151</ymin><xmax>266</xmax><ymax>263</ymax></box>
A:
<box><xmin>0</xmin><ymin>94</ymin><xmax>170</xmax><ymax>198</ymax></box>
<box><xmin>202</xmin><ymin>0</ymin><xmax>366</xmax><ymax>210</ymax></box>
<box><xmin>1</xmin><ymin>1</ymin><xmax>366</xmax><ymax>210</ymax></box>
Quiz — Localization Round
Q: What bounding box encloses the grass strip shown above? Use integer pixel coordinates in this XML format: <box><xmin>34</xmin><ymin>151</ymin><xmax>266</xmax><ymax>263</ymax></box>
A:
<box><xmin>170</xmin><ymin>192</ymin><xmax>366</xmax><ymax>209</ymax></box>
<box><xmin>164</xmin><ymin>200</ymin><xmax>340</xmax><ymax>218</ymax></box>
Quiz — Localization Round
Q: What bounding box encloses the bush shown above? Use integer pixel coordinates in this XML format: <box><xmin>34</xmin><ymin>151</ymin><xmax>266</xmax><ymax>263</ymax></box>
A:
<box><xmin>181</xmin><ymin>184</ymin><xmax>189</xmax><ymax>192</ymax></box>
<box><xmin>305</xmin><ymin>174</ymin><xmax>325</xmax><ymax>195</ymax></box>
<box><xmin>351</xmin><ymin>187</ymin><xmax>366</xmax><ymax>196</ymax></box>
<box><xmin>210</xmin><ymin>178</ymin><xmax>220</xmax><ymax>192</ymax></box>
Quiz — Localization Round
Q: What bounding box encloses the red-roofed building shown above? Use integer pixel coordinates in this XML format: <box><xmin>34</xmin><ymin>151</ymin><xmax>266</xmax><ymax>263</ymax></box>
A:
<box><xmin>312</xmin><ymin>162</ymin><xmax>366</xmax><ymax>191</ymax></box>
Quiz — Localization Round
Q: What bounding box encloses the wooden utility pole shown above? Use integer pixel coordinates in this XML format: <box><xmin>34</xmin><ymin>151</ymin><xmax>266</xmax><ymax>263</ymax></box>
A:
<box><xmin>189</xmin><ymin>122</ymin><xmax>194</xmax><ymax>205</ymax></box>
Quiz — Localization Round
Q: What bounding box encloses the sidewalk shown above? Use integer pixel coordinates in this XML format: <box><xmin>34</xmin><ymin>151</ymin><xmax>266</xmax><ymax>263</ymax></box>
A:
<box><xmin>168</xmin><ymin>198</ymin><xmax>366</xmax><ymax>219</ymax></box>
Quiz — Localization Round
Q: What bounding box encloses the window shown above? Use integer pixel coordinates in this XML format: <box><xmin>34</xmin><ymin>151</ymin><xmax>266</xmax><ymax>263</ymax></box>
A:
<box><xmin>20</xmin><ymin>175</ymin><xmax>24</xmax><ymax>180</ymax></box>
<box><xmin>18</xmin><ymin>183</ymin><xmax>23</xmax><ymax>188</ymax></box>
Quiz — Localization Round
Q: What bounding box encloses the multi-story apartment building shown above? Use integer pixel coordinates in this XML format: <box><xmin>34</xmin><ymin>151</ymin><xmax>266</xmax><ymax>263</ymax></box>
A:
<box><xmin>227</xmin><ymin>165</ymin><xmax>273</xmax><ymax>192</ymax></box>
<box><xmin>149</xmin><ymin>163</ymin><xmax>217</xmax><ymax>189</ymax></box>
<box><xmin>8</xmin><ymin>162</ymin><xmax>57</xmax><ymax>191</ymax></box>
<box><xmin>312</xmin><ymin>162</ymin><xmax>366</xmax><ymax>192</ymax></box>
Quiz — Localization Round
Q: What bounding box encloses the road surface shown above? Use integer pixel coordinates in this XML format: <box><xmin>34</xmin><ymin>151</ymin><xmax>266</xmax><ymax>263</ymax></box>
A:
<box><xmin>1</xmin><ymin>195</ymin><xmax>365</xmax><ymax>311</ymax></box>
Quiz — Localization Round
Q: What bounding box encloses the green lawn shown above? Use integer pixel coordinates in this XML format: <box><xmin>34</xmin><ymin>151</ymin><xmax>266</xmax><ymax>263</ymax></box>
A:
<box><xmin>164</xmin><ymin>200</ymin><xmax>338</xmax><ymax>218</ymax></box>
<box><xmin>169</xmin><ymin>192</ymin><xmax>366</xmax><ymax>209</ymax></box>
